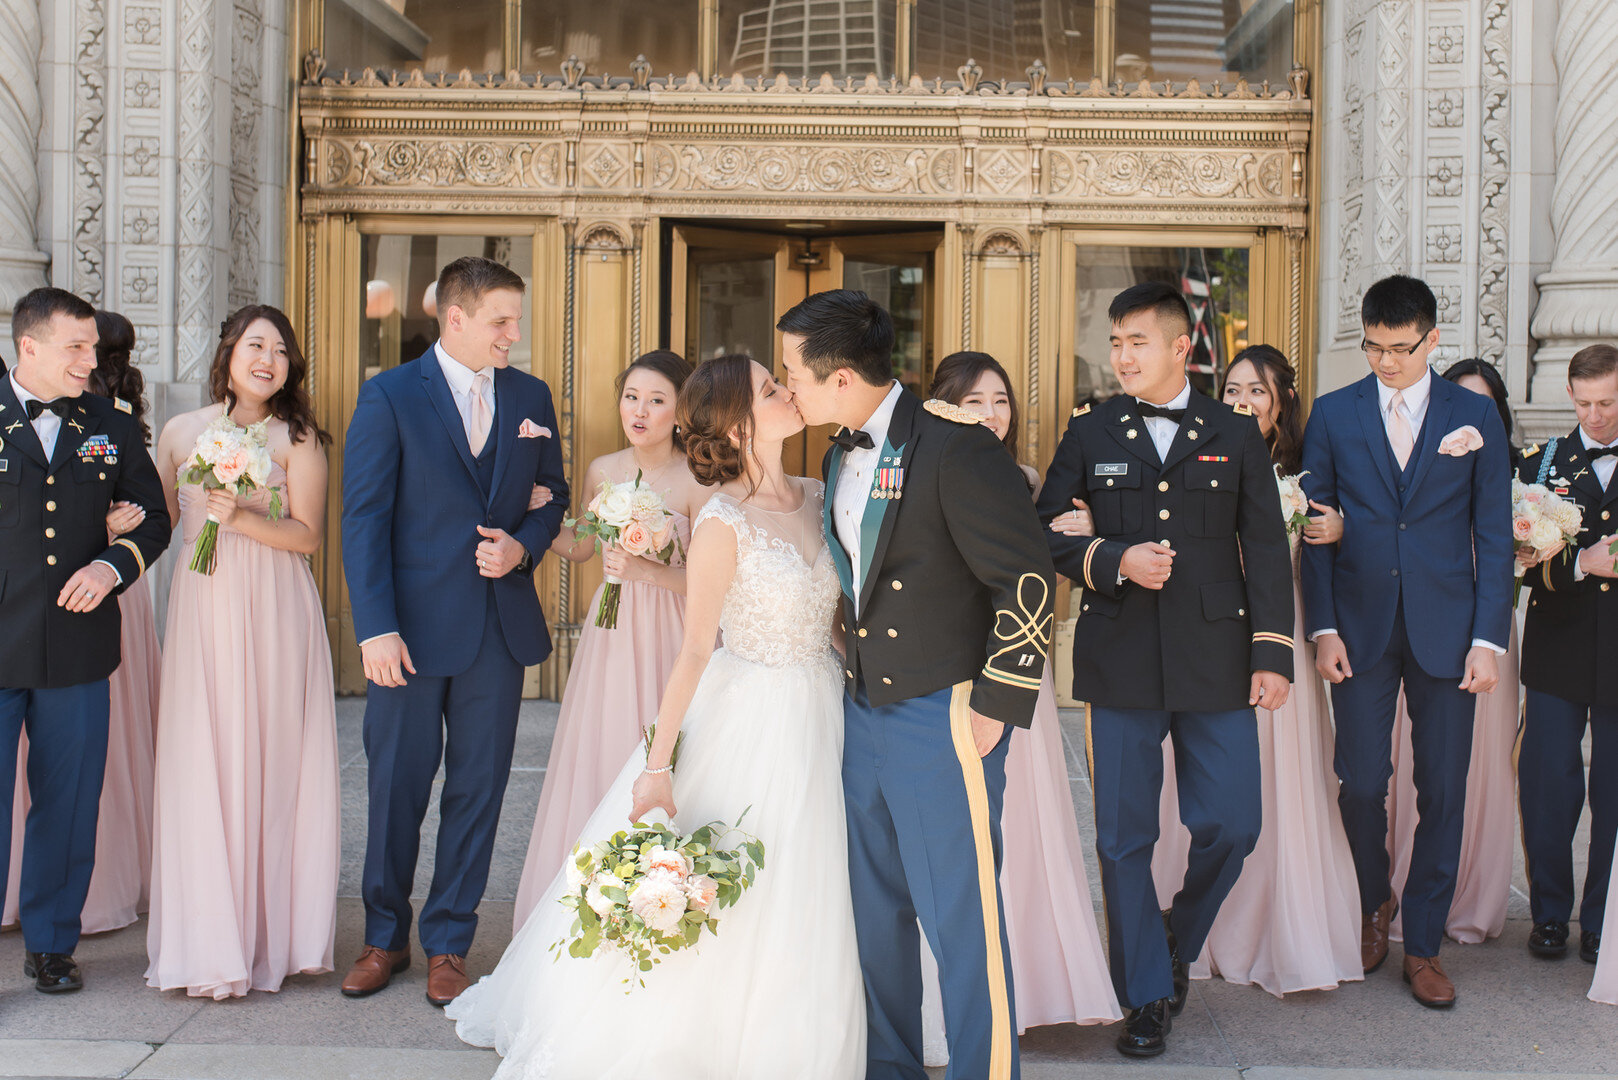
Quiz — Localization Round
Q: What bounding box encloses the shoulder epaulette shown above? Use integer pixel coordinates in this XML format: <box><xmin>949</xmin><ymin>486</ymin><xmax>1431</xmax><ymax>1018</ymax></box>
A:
<box><xmin>1071</xmin><ymin>403</ymin><xmax>1091</xmax><ymax>418</ymax></box>
<box><xmin>1232</xmin><ymin>402</ymin><xmax>1254</xmax><ymax>416</ymax></box>
<box><xmin>113</xmin><ymin>397</ymin><xmax>133</xmax><ymax>414</ymax></box>
<box><xmin>923</xmin><ymin>398</ymin><xmax>982</xmax><ymax>425</ymax></box>
<box><xmin>1521</xmin><ymin>443</ymin><xmax>1541</xmax><ymax>459</ymax></box>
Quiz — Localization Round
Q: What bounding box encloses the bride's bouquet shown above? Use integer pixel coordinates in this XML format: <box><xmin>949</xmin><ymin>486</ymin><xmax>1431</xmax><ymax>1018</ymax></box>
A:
<box><xmin>1511</xmin><ymin>478</ymin><xmax>1583</xmax><ymax>601</ymax></box>
<box><xmin>563</xmin><ymin>471</ymin><xmax>681</xmax><ymax>628</ymax></box>
<box><xmin>1274</xmin><ymin>466</ymin><xmax>1312</xmax><ymax>539</ymax></box>
<box><xmin>179</xmin><ymin>415</ymin><xmax>280</xmax><ymax>574</ymax></box>
<box><xmin>554</xmin><ymin>815</ymin><xmax>764</xmax><ymax>989</ymax></box>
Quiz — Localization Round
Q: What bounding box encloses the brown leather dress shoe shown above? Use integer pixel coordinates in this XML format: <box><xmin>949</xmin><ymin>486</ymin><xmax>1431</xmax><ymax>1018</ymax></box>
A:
<box><xmin>341</xmin><ymin>946</ymin><xmax>410</xmax><ymax>998</ymax></box>
<box><xmin>1361</xmin><ymin>897</ymin><xmax>1397</xmax><ymax>973</ymax></box>
<box><xmin>1403</xmin><ymin>954</ymin><xmax>1456</xmax><ymax>1008</ymax></box>
<box><xmin>426</xmin><ymin>954</ymin><xmax>470</xmax><ymax>1006</ymax></box>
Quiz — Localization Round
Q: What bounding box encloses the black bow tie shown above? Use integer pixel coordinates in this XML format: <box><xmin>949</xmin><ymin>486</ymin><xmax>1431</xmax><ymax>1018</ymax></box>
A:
<box><xmin>1135</xmin><ymin>400</ymin><xmax>1185</xmax><ymax>423</ymax></box>
<box><xmin>1586</xmin><ymin>445</ymin><xmax>1618</xmax><ymax>461</ymax></box>
<box><xmin>25</xmin><ymin>397</ymin><xmax>69</xmax><ymax>421</ymax></box>
<box><xmin>831</xmin><ymin>427</ymin><xmax>875</xmax><ymax>452</ymax></box>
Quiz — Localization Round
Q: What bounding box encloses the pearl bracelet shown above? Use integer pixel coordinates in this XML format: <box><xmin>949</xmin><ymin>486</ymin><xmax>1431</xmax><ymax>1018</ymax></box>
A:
<box><xmin>643</xmin><ymin>763</ymin><xmax>673</xmax><ymax>775</ymax></box>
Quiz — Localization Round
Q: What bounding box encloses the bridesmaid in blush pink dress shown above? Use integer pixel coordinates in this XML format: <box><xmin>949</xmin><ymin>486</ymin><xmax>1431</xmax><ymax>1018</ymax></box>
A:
<box><xmin>919</xmin><ymin>353</ymin><xmax>1119</xmax><ymax>1051</ymax></box>
<box><xmin>1148</xmin><ymin>347</ymin><xmax>1362</xmax><ymax>996</ymax></box>
<box><xmin>5</xmin><ymin>314</ymin><xmax>161</xmax><ymax>934</ymax></box>
<box><xmin>1592</xmin><ymin>835</ymin><xmax>1618</xmax><ymax>1002</ymax></box>
<box><xmin>144</xmin><ymin>305</ymin><xmax>339</xmax><ymax>999</ymax></box>
<box><xmin>513</xmin><ymin>352</ymin><xmax>707</xmax><ymax>929</ymax></box>
<box><xmin>1385</xmin><ymin>361</ymin><xmax>1521</xmax><ymax>946</ymax></box>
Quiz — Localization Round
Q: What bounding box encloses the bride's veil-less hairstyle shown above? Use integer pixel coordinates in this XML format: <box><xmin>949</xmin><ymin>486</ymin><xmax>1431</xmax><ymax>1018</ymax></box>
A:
<box><xmin>678</xmin><ymin>354</ymin><xmax>759</xmax><ymax>490</ymax></box>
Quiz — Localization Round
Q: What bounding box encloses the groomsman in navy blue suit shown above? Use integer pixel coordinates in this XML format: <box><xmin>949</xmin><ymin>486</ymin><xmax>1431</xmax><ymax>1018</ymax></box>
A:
<box><xmin>340</xmin><ymin>257</ymin><xmax>568</xmax><ymax>1006</ymax></box>
<box><xmin>1301</xmin><ymin>274</ymin><xmax>1513</xmax><ymax>1008</ymax></box>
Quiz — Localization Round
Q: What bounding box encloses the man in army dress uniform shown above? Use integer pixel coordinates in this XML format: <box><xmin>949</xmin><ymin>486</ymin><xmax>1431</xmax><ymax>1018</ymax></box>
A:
<box><xmin>1036</xmin><ymin>282</ymin><xmax>1294</xmax><ymax>1057</ymax></box>
<box><xmin>1516</xmin><ymin>343</ymin><xmax>1618</xmax><ymax>966</ymax></box>
<box><xmin>780</xmin><ymin>289</ymin><xmax>1056</xmax><ymax>1080</ymax></box>
<box><xmin>0</xmin><ymin>287</ymin><xmax>170</xmax><ymax>992</ymax></box>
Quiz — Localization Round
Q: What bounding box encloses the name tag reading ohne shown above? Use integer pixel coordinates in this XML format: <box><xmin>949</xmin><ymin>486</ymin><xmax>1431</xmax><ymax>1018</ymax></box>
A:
<box><xmin>1094</xmin><ymin>463</ymin><xmax>1129</xmax><ymax>477</ymax></box>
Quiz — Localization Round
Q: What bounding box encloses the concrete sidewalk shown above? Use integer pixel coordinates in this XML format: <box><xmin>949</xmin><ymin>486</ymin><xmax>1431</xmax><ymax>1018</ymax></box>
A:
<box><xmin>1</xmin><ymin>698</ymin><xmax>1613</xmax><ymax>1079</ymax></box>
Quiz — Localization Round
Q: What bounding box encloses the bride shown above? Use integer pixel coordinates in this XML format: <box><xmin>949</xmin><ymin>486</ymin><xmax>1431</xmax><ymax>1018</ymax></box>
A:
<box><xmin>447</xmin><ymin>355</ymin><xmax>865</xmax><ymax>1079</ymax></box>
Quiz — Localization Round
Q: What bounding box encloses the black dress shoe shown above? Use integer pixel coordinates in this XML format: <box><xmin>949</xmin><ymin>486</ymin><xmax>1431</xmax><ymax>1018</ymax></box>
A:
<box><xmin>23</xmin><ymin>952</ymin><xmax>83</xmax><ymax>993</ymax></box>
<box><xmin>1528</xmin><ymin>920</ymin><xmax>1570</xmax><ymax>958</ymax></box>
<box><xmin>1163</xmin><ymin>910</ymin><xmax>1190</xmax><ymax>1016</ymax></box>
<box><xmin>1580</xmin><ymin>930</ymin><xmax>1600</xmax><ymax>964</ymax></box>
<box><xmin>1116</xmin><ymin>999</ymin><xmax>1171</xmax><ymax>1058</ymax></box>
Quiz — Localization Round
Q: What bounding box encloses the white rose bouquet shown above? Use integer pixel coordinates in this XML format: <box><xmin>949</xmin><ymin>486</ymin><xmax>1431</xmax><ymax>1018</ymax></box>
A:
<box><xmin>179</xmin><ymin>415</ymin><xmax>280</xmax><ymax>574</ymax></box>
<box><xmin>554</xmin><ymin>815</ymin><xmax>764</xmax><ymax>989</ymax></box>
<box><xmin>1274</xmin><ymin>466</ymin><xmax>1312</xmax><ymax>539</ymax></box>
<box><xmin>1511</xmin><ymin>478</ymin><xmax>1583</xmax><ymax>602</ymax></box>
<box><xmin>563</xmin><ymin>471</ymin><xmax>682</xmax><ymax>628</ymax></box>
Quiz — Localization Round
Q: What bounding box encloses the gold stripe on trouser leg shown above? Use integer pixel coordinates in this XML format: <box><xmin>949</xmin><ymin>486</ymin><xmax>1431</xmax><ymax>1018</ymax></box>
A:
<box><xmin>948</xmin><ymin>680</ymin><xmax>1013</xmax><ymax>1080</ymax></box>
<box><xmin>1083</xmin><ymin>702</ymin><xmax>1114</xmax><ymax>955</ymax></box>
<box><xmin>1512</xmin><ymin>692</ymin><xmax>1532</xmax><ymax>898</ymax></box>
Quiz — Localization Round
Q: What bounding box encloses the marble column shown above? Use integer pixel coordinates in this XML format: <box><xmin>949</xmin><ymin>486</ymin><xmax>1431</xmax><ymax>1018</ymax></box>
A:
<box><xmin>0</xmin><ymin>0</ymin><xmax>49</xmax><ymax>332</ymax></box>
<box><xmin>1529</xmin><ymin>0</ymin><xmax>1618</xmax><ymax>401</ymax></box>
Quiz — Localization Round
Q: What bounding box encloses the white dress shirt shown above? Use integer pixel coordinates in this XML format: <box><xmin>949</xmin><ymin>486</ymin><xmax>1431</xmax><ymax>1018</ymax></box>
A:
<box><xmin>1376</xmin><ymin>366</ymin><xmax>1434</xmax><ymax>451</ymax></box>
<box><xmin>832</xmin><ymin>381</ymin><xmax>902</xmax><ymax>613</ymax></box>
<box><xmin>1138</xmin><ymin>380</ymin><xmax>1193</xmax><ymax>462</ymax></box>
<box><xmin>1314</xmin><ymin>366</ymin><xmax>1502</xmax><ymax>653</ymax></box>
<box><xmin>435</xmin><ymin>340</ymin><xmax>496</xmax><ymax>447</ymax></box>
<box><xmin>1571</xmin><ymin>427</ymin><xmax>1618</xmax><ymax>582</ymax></box>
<box><xmin>10</xmin><ymin>372</ymin><xmax>123</xmax><ymax>585</ymax></box>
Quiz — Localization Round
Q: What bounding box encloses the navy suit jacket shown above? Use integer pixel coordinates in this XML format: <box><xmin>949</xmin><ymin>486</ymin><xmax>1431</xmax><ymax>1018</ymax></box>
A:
<box><xmin>341</xmin><ymin>347</ymin><xmax>569</xmax><ymax>676</ymax></box>
<box><xmin>1300</xmin><ymin>372</ymin><xmax>1513</xmax><ymax>679</ymax></box>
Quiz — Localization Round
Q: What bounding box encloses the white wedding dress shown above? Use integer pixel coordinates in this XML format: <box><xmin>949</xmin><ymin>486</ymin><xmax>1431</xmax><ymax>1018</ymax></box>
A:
<box><xmin>448</xmin><ymin>484</ymin><xmax>865</xmax><ymax>1079</ymax></box>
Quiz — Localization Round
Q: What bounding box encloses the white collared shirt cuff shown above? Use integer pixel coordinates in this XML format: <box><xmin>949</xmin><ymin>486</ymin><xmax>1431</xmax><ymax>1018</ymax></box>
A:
<box><xmin>1309</xmin><ymin>628</ymin><xmax>1338</xmax><ymax>642</ymax></box>
<box><xmin>1573</xmin><ymin>549</ymin><xmax>1590</xmax><ymax>582</ymax></box>
<box><xmin>93</xmin><ymin>559</ymin><xmax>123</xmax><ymax>586</ymax></box>
<box><xmin>1471</xmin><ymin>638</ymin><xmax>1506</xmax><ymax>655</ymax></box>
<box><xmin>359</xmin><ymin>631</ymin><xmax>401</xmax><ymax>647</ymax></box>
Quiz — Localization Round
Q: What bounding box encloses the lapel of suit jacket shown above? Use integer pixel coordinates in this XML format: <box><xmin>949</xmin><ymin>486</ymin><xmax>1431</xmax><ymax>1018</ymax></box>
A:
<box><xmin>1157</xmin><ymin>394</ymin><xmax>1216</xmax><ymax>474</ymax></box>
<box><xmin>824</xmin><ymin>440</ymin><xmax>854</xmax><ymax>600</ymax></box>
<box><xmin>49</xmin><ymin>399</ymin><xmax>101</xmax><ymax>476</ymax></box>
<box><xmin>856</xmin><ymin>389</ymin><xmax>918</xmax><ymax>614</ymax></box>
<box><xmin>1101</xmin><ymin>395</ymin><xmax>1163</xmax><ymax>467</ymax></box>
<box><xmin>485</xmin><ymin>366</ymin><xmax>519</xmax><ymax>505</ymax></box>
<box><xmin>1401</xmin><ymin>375</ymin><xmax>1454</xmax><ymax>504</ymax></box>
<box><xmin>0</xmin><ymin>379</ymin><xmax>48</xmax><ymax>468</ymax></box>
<box><xmin>1353</xmin><ymin>376</ymin><xmax>1400</xmax><ymax>501</ymax></box>
<box><xmin>419</xmin><ymin>347</ymin><xmax>480</xmax><ymax>486</ymax></box>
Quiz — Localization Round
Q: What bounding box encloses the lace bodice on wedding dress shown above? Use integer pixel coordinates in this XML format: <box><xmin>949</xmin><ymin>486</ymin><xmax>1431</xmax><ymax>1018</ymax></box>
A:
<box><xmin>694</xmin><ymin>483</ymin><xmax>840</xmax><ymax>669</ymax></box>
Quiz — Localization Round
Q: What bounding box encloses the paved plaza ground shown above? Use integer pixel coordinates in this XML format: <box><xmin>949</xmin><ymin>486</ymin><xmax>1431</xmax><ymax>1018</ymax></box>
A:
<box><xmin>2</xmin><ymin>698</ymin><xmax>1615</xmax><ymax>1079</ymax></box>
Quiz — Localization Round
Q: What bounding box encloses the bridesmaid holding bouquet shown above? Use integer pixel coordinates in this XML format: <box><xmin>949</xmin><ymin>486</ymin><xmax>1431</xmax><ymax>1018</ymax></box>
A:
<box><xmin>144</xmin><ymin>306</ymin><xmax>340</xmax><ymax>998</ymax></box>
<box><xmin>513</xmin><ymin>351</ymin><xmax>707</xmax><ymax>928</ymax></box>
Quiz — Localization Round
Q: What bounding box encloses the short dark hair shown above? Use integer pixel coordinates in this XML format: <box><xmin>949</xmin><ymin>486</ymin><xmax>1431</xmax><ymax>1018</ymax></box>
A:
<box><xmin>1361</xmin><ymin>274</ymin><xmax>1437</xmax><ymax>335</ymax></box>
<box><xmin>1442</xmin><ymin>357</ymin><xmax>1514</xmax><ymax>447</ymax></box>
<box><xmin>774</xmin><ymin>289</ymin><xmax>893</xmax><ymax>386</ymax></box>
<box><xmin>1107</xmin><ymin>281</ymin><xmax>1192</xmax><ymax>340</ymax></box>
<box><xmin>436</xmin><ymin>256</ymin><xmax>526</xmax><ymax>323</ymax></box>
<box><xmin>1568</xmin><ymin>343</ymin><xmax>1618</xmax><ymax>384</ymax></box>
<box><xmin>12</xmin><ymin>287</ymin><xmax>96</xmax><ymax>350</ymax></box>
<box><xmin>930</xmin><ymin>351</ymin><xmax>1020</xmax><ymax>462</ymax></box>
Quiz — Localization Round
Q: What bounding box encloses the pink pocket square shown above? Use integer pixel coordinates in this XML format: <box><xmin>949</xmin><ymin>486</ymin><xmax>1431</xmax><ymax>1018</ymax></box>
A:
<box><xmin>518</xmin><ymin>420</ymin><xmax>552</xmax><ymax>439</ymax></box>
<box><xmin>1438</xmin><ymin>425</ymin><xmax>1484</xmax><ymax>456</ymax></box>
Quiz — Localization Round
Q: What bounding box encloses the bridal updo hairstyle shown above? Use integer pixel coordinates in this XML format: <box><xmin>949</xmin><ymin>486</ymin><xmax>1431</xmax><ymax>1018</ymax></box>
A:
<box><xmin>617</xmin><ymin>349</ymin><xmax>694</xmax><ymax>448</ymax></box>
<box><xmin>678</xmin><ymin>354</ymin><xmax>758</xmax><ymax>487</ymax></box>
<box><xmin>91</xmin><ymin>309</ymin><xmax>151</xmax><ymax>442</ymax></box>
<box><xmin>209</xmin><ymin>304</ymin><xmax>331</xmax><ymax>446</ymax></box>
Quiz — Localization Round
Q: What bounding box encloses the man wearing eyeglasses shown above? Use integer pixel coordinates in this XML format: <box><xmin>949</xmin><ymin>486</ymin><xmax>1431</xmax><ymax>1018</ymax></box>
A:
<box><xmin>1299</xmin><ymin>274</ymin><xmax>1513</xmax><ymax>1009</ymax></box>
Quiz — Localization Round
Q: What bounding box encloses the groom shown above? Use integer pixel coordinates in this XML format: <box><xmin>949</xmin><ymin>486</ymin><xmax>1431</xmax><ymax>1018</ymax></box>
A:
<box><xmin>341</xmin><ymin>256</ymin><xmax>569</xmax><ymax>1006</ymax></box>
<box><xmin>780</xmin><ymin>290</ymin><xmax>1056</xmax><ymax>1080</ymax></box>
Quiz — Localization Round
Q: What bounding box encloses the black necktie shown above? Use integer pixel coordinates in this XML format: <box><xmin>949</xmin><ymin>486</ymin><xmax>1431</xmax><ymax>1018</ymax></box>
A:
<box><xmin>1135</xmin><ymin>400</ymin><xmax>1185</xmax><ymax>423</ymax></box>
<box><xmin>831</xmin><ymin>427</ymin><xmax>875</xmax><ymax>452</ymax></box>
<box><xmin>1586</xmin><ymin>445</ymin><xmax>1618</xmax><ymax>461</ymax></box>
<box><xmin>26</xmin><ymin>397</ymin><xmax>69</xmax><ymax>421</ymax></box>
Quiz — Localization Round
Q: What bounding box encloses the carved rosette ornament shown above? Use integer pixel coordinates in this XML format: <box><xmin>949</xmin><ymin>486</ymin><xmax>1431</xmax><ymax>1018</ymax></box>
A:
<box><xmin>0</xmin><ymin>0</ymin><xmax>48</xmax><ymax>319</ymax></box>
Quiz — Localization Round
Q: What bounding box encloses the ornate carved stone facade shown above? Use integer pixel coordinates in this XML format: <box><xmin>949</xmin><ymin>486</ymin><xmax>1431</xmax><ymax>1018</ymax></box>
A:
<box><xmin>0</xmin><ymin>0</ymin><xmax>48</xmax><ymax>330</ymax></box>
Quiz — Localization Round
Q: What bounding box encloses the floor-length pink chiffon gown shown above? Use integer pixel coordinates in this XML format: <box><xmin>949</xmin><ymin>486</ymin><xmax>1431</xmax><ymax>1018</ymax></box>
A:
<box><xmin>1385</xmin><ymin>622</ymin><xmax>1519</xmax><ymax>945</ymax></box>
<box><xmin>144</xmin><ymin>466</ymin><xmax>340</xmax><ymax>999</ymax></box>
<box><xmin>512</xmin><ymin>511</ymin><xmax>690</xmax><ymax>930</ymax></box>
<box><xmin>4</xmin><ymin>576</ymin><xmax>160</xmax><ymax>935</ymax></box>
<box><xmin>1153</xmin><ymin>557</ymin><xmax>1362</xmax><ymax>995</ymax></box>
<box><xmin>1591</xmin><ymin>830</ymin><xmax>1618</xmax><ymax>1003</ymax></box>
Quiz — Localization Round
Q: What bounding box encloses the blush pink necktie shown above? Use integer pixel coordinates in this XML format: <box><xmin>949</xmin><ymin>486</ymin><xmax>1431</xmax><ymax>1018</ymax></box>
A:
<box><xmin>467</xmin><ymin>370</ymin><xmax>492</xmax><ymax>455</ymax></box>
<box><xmin>1387</xmin><ymin>390</ymin><xmax>1414</xmax><ymax>469</ymax></box>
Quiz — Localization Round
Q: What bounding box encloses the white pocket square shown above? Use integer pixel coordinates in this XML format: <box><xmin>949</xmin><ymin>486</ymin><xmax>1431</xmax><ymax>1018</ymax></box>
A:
<box><xmin>518</xmin><ymin>420</ymin><xmax>552</xmax><ymax>439</ymax></box>
<box><xmin>1437</xmin><ymin>425</ymin><xmax>1484</xmax><ymax>456</ymax></box>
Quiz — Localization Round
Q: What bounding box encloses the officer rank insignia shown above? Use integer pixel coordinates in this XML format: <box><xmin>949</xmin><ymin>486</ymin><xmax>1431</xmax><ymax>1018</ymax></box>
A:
<box><xmin>77</xmin><ymin>433</ymin><xmax>118</xmax><ymax>465</ymax></box>
<box><xmin>922</xmin><ymin>399</ymin><xmax>982</xmax><ymax>425</ymax></box>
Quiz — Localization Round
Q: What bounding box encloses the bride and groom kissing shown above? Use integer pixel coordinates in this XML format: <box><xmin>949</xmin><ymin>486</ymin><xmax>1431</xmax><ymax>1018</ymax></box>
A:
<box><xmin>427</xmin><ymin>284</ymin><xmax>1056</xmax><ymax>1080</ymax></box>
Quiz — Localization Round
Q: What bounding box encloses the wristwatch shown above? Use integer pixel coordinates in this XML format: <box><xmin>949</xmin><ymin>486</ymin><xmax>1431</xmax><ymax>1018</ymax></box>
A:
<box><xmin>515</xmin><ymin>548</ymin><xmax>534</xmax><ymax>574</ymax></box>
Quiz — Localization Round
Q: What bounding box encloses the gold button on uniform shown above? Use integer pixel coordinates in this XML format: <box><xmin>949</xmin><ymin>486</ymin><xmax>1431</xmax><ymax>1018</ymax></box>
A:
<box><xmin>887</xmin><ymin>628</ymin><xmax>897</xmax><ymax>638</ymax></box>
<box><xmin>1158</xmin><ymin>481</ymin><xmax>1169</xmax><ymax>492</ymax></box>
<box><xmin>45</xmin><ymin>527</ymin><xmax>55</xmax><ymax>538</ymax></box>
<box><xmin>46</xmin><ymin>555</ymin><xmax>56</xmax><ymax>566</ymax></box>
<box><xmin>1604</xmin><ymin>510</ymin><xmax>1612</xmax><ymax>522</ymax></box>
<box><xmin>1238</xmin><ymin>608</ymin><xmax>1246</xmax><ymax>616</ymax></box>
<box><xmin>1210</xmin><ymin>480</ymin><xmax>1219</xmax><ymax>488</ymax></box>
<box><xmin>99</xmin><ymin>472</ymin><xmax>106</xmax><ymax>480</ymax></box>
<box><xmin>882</xmin><ymin>677</ymin><xmax>893</xmax><ymax>685</ymax></box>
<box><xmin>891</xmin><ymin>580</ymin><xmax>903</xmax><ymax>591</ymax></box>
<box><xmin>845</xmin><ymin>669</ymin><xmax>854</xmax><ymax>679</ymax></box>
<box><xmin>1106</xmin><ymin>479</ymin><xmax>1114</xmax><ymax>487</ymax></box>
<box><xmin>45</xmin><ymin>475</ymin><xmax>55</xmax><ymax>485</ymax></box>
<box><xmin>1159</xmin><ymin>509</ymin><xmax>1170</xmax><ymax>520</ymax></box>
<box><xmin>1603</xmin><ymin>583</ymin><xmax>1612</xmax><ymax>593</ymax></box>
<box><xmin>857</xmin><ymin>628</ymin><xmax>867</xmax><ymax>638</ymax></box>
<box><xmin>46</xmin><ymin>500</ymin><xmax>56</xmax><ymax>511</ymax></box>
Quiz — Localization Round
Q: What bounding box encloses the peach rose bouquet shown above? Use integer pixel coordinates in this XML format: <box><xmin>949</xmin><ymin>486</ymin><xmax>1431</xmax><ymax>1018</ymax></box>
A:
<box><xmin>179</xmin><ymin>414</ymin><xmax>280</xmax><ymax>574</ymax></box>
<box><xmin>554</xmin><ymin>815</ymin><xmax>764</xmax><ymax>989</ymax></box>
<box><xmin>563</xmin><ymin>471</ymin><xmax>682</xmax><ymax>628</ymax></box>
<box><xmin>1274</xmin><ymin>466</ymin><xmax>1312</xmax><ymax>540</ymax></box>
<box><xmin>1511</xmin><ymin>478</ymin><xmax>1583</xmax><ymax>602</ymax></box>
